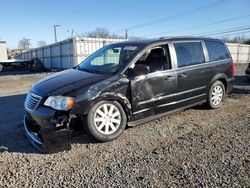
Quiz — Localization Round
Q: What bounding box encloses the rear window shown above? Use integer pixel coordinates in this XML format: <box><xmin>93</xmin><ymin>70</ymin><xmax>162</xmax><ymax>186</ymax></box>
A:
<box><xmin>174</xmin><ymin>42</ymin><xmax>205</xmax><ymax>68</ymax></box>
<box><xmin>205</xmin><ymin>41</ymin><xmax>230</xmax><ymax>61</ymax></box>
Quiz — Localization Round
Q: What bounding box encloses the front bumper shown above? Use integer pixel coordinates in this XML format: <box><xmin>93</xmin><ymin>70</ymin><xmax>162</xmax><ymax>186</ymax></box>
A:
<box><xmin>24</xmin><ymin>107</ymin><xmax>72</xmax><ymax>153</ymax></box>
<box><xmin>24</xmin><ymin>116</ymin><xmax>43</xmax><ymax>150</ymax></box>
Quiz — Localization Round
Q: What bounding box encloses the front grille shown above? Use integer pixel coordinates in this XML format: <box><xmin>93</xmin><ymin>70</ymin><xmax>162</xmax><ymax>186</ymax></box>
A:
<box><xmin>25</xmin><ymin>92</ymin><xmax>42</xmax><ymax>111</ymax></box>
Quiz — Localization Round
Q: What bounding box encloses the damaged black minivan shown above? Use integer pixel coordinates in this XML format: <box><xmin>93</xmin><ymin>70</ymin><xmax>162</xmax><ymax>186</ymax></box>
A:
<box><xmin>24</xmin><ymin>37</ymin><xmax>234</xmax><ymax>153</ymax></box>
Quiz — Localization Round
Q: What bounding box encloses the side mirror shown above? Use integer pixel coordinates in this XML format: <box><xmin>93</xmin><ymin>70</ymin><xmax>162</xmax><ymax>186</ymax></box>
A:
<box><xmin>130</xmin><ymin>64</ymin><xmax>150</xmax><ymax>77</ymax></box>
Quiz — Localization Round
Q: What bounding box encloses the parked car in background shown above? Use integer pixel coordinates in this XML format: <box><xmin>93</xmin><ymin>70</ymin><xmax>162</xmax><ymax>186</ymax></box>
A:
<box><xmin>24</xmin><ymin>37</ymin><xmax>234</xmax><ymax>153</ymax></box>
<box><xmin>245</xmin><ymin>63</ymin><xmax>250</xmax><ymax>80</ymax></box>
<box><xmin>0</xmin><ymin>58</ymin><xmax>44</xmax><ymax>72</ymax></box>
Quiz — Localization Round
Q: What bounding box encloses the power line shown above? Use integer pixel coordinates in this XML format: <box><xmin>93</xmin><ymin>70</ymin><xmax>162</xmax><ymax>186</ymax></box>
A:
<box><xmin>211</xmin><ymin>31</ymin><xmax>250</xmax><ymax>37</ymax></box>
<box><xmin>191</xmin><ymin>26</ymin><xmax>250</xmax><ymax>36</ymax></box>
<box><xmin>206</xmin><ymin>28</ymin><xmax>250</xmax><ymax>36</ymax></box>
<box><xmin>114</xmin><ymin>0</ymin><xmax>234</xmax><ymax>33</ymax></box>
<box><xmin>145</xmin><ymin>14</ymin><xmax>250</xmax><ymax>37</ymax></box>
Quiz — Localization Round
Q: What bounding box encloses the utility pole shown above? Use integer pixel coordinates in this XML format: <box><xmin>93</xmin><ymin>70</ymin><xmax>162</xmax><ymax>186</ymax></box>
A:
<box><xmin>125</xmin><ymin>29</ymin><xmax>128</xmax><ymax>39</ymax></box>
<box><xmin>54</xmin><ymin>25</ymin><xmax>61</xmax><ymax>42</ymax></box>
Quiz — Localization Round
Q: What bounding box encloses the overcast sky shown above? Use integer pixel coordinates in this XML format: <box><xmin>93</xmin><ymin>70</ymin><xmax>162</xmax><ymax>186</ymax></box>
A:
<box><xmin>0</xmin><ymin>0</ymin><xmax>250</xmax><ymax>49</ymax></box>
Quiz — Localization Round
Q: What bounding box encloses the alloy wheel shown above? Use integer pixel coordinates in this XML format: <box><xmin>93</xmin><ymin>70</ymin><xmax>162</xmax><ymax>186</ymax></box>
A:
<box><xmin>211</xmin><ymin>85</ymin><xmax>223</xmax><ymax>106</ymax></box>
<box><xmin>93</xmin><ymin>103</ymin><xmax>121</xmax><ymax>135</ymax></box>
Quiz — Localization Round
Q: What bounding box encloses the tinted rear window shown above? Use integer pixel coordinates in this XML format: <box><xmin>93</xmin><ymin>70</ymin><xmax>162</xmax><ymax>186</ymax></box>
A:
<box><xmin>174</xmin><ymin>42</ymin><xmax>205</xmax><ymax>68</ymax></box>
<box><xmin>205</xmin><ymin>41</ymin><xmax>230</xmax><ymax>61</ymax></box>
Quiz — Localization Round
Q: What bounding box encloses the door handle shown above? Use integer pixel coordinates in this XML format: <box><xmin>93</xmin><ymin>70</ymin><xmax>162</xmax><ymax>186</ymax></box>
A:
<box><xmin>164</xmin><ymin>75</ymin><xmax>175</xmax><ymax>80</ymax></box>
<box><xmin>179</xmin><ymin>73</ymin><xmax>187</xmax><ymax>78</ymax></box>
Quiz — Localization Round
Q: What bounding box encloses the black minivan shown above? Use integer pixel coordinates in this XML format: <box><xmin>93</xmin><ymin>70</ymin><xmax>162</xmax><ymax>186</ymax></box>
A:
<box><xmin>24</xmin><ymin>37</ymin><xmax>234</xmax><ymax>153</ymax></box>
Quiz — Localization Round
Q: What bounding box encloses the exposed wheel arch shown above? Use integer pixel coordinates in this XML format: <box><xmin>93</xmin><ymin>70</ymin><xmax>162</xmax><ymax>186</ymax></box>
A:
<box><xmin>218</xmin><ymin>78</ymin><xmax>227</xmax><ymax>92</ymax></box>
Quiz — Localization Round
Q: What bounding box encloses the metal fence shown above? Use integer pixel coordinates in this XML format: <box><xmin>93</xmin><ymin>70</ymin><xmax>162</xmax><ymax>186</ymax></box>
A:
<box><xmin>226</xmin><ymin>43</ymin><xmax>250</xmax><ymax>64</ymax></box>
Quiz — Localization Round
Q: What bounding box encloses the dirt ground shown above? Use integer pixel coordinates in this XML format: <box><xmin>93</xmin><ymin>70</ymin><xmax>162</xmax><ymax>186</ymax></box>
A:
<box><xmin>0</xmin><ymin>65</ymin><xmax>249</xmax><ymax>187</ymax></box>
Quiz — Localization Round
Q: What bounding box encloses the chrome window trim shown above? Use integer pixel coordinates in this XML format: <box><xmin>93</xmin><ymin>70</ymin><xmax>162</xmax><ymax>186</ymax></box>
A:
<box><xmin>201</xmin><ymin>41</ymin><xmax>209</xmax><ymax>62</ymax></box>
<box><xmin>122</xmin><ymin>40</ymin><xmax>231</xmax><ymax>75</ymax></box>
<box><xmin>168</xmin><ymin>42</ymin><xmax>178</xmax><ymax>69</ymax></box>
<box><xmin>172</xmin><ymin>40</ymin><xmax>206</xmax><ymax>69</ymax></box>
<box><xmin>131</xmin><ymin>68</ymin><xmax>177</xmax><ymax>82</ymax></box>
<box><xmin>174</xmin><ymin>58</ymin><xmax>231</xmax><ymax>71</ymax></box>
<box><xmin>123</xmin><ymin>41</ymin><xmax>172</xmax><ymax>75</ymax></box>
<box><xmin>204</xmin><ymin>40</ymin><xmax>232</xmax><ymax>62</ymax></box>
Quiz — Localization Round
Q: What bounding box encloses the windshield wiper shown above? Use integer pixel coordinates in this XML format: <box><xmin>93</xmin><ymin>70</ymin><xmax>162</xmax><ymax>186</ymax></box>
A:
<box><xmin>77</xmin><ymin>66</ymin><xmax>111</xmax><ymax>75</ymax></box>
<box><xmin>79</xmin><ymin>67</ymin><xmax>90</xmax><ymax>72</ymax></box>
<box><xmin>79</xmin><ymin>67</ymin><xmax>100</xmax><ymax>74</ymax></box>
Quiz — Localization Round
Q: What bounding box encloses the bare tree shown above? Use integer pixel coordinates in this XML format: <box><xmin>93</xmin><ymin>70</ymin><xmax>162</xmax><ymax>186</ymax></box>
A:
<box><xmin>245</xmin><ymin>39</ymin><xmax>250</xmax><ymax>45</ymax></box>
<box><xmin>220</xmin><ymin>35</ymin><xmax>250</xmax><ymax>44</ymax></box>
<box><xmin>86</xmin><ymin>27</ymin><xmax>110</xmax><ymax>38</ymax></box>
<box><xmin>37</xmin><ymin>40</ymin><xmax>46</xmax><ymax>47</ymax></box>
<box><xmin>84</xmin><ymin>27</ymin><xmax>123</xmax><ymax>39</ymax></box>
<box><xmin>18</xmin><ymin>38</ymin><xmax>31</xmax><ymax>50</ymax></box>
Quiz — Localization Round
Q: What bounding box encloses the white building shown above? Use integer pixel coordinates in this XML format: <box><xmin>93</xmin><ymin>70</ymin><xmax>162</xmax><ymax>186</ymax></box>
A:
<box><xmin>17</xmin><ymin>37</ymin><xmax>125</xmax><ymax>70</ymax></box>
<box><xmin>0</xmin><ymin>41</ymin><xmax>8</xmax><ymax>61</ymax></box>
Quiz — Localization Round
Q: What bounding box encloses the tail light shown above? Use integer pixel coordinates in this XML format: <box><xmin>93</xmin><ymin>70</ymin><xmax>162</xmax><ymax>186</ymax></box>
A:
<box><xmin>231</xmin><ymin>60</ymin><xmax>235</xmax><ymax>77</ymax></box>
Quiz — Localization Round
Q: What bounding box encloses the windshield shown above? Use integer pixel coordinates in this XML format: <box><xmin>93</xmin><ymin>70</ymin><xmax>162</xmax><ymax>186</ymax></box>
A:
<box><xmin>77</xmin><ymin>44</ymin><xmax>140</xmax><ymax>74</ymax></box>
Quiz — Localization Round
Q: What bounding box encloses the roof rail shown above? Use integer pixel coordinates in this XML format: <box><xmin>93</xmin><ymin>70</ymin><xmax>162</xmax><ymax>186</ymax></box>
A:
<box><xmin>159</xmin><ymin>36</ymin><xmax>171</xmax><ymax>40</ymax></box>
<box><xmin>159</xmin><ymin>36</ymin><xmax>207</xmax><ymax>40</ymax></box>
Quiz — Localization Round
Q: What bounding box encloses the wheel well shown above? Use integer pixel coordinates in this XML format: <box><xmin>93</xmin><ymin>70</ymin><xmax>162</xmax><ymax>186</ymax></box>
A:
<box><xmin>115</xmin><ymin>100</ymin><xmax>131</xmax><ymax>120</ymax></box>
<box><xmin>87</xmin><ymin>99</ymin><xmax>131</xmax><ymax>120</ymax></box>
<box><xmin>218</xmin><ymin>78</ymin><xmax>227</xmax><ymax>91</ymax></box>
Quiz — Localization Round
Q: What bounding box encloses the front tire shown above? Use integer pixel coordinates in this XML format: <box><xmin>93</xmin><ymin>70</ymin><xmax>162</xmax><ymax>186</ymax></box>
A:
<box><xmin>207</xmin><ymin>80</ymin><xmax>225</xmax><ymax>109</ymax></box>
<box><xmin>86</xmin><ymin>101</ymin><xmax>127</xmax><ymax>142</ymax></box>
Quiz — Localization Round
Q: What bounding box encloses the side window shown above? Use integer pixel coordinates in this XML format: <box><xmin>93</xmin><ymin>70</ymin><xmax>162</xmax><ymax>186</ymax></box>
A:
<box><xmin>135</xmin><ymin>45</ymin><xmax>171</xmax><ymax>73</ymax></box>
<box><xmin>174</xmin><ymin>42</ymin><xmax>205</xmax><ymax>68</ymax></box>
<box><xmin>205</xmin><ymin>41</ymin><xmax>230</xmax><ymax>61</ymax></box>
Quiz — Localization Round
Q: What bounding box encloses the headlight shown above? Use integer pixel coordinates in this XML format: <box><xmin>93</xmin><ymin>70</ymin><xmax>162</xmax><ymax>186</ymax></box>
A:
<box><xmin>44</xmin><ymin>96</ymin><xmax>75</xmax><ymax>111</ymax></box>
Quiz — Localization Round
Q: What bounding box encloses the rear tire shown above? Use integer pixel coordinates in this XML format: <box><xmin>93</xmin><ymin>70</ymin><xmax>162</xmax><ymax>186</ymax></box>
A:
<box><xmin>206</xmin><ymin>80</ymin><xmax>225</xmax><ymax>109</ymax></box>
<box><xmin>85</xmin><ymin>101</ymin><xmax>127</xmax><ymax>142</ymax></box>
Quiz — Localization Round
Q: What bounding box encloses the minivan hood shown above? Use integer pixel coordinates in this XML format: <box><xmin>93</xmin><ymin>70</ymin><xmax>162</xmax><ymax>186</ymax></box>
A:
<box><xmin>31</xmin><ymin>69</ymin><xmax>108</xmax><ymax>96</ymax></box>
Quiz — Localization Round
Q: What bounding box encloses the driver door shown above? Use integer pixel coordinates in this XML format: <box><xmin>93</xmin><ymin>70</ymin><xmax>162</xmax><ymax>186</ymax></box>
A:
<box><xmin>129</xmin><ymin>45</ymin><xmax>177</xmax><ymax>120</ymax></box>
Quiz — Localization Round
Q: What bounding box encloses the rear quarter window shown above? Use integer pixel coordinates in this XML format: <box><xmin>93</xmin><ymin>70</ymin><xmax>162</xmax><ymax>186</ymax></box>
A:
<box><xmin>174</xmin><ymin>42</ymin><xmax>205</xmax><ymax>68</ymax></box>
<box><xmin>205</xmin><ymin>41</ymin><xmax>230</xmax><ymax>61</ymax></box>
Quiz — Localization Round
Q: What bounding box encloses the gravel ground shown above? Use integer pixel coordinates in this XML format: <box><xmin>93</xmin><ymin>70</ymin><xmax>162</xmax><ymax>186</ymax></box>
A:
<box><xmin>0</xmin><ymin>65</ymin><xmax>249</xmax><ymax>187</ymax></box>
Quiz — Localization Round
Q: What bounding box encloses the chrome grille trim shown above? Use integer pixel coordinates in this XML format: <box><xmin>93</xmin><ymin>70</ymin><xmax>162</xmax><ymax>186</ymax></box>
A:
<box><xmin>25</xmin><ymin>92</ymin><xmax>42</xmax><ymax>111</ymax></box>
